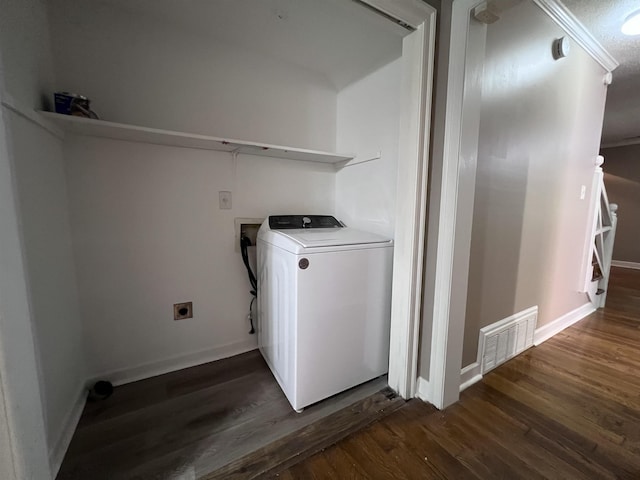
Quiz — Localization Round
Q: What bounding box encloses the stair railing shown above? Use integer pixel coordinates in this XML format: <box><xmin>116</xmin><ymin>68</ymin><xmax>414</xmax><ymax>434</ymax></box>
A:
<box><xmin>579</xmin><ymin>155</ymin><xmax>618</xmax><ymax>308</ymax></box>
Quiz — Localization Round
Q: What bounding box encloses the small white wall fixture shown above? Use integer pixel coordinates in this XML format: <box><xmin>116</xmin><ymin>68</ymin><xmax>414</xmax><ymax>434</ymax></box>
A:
<box><xmin>364</xmin><ymin>0</ymin><xmax>437</xmax><ymax>400</ymax></box>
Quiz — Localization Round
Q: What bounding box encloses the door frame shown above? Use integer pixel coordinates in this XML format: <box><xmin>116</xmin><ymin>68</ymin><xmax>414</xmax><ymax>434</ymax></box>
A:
<box><xmin>361</xmin><ymin>0</ymin><xmax>437</xmax><ymax>400</ymax></box>
<box><xmin>362</xmin><ymin>0</ymin><xmax>490</xmax><ymax>409</ymax></box>
<box><xmin>416</xmin><ymin>0</ymin><xmax>619</xmax><ymax>409</ymax></box>
<box><xmin>419</xmin><ymin>0</ymin><xmax>489</xmax><ymax>409</ymax></box>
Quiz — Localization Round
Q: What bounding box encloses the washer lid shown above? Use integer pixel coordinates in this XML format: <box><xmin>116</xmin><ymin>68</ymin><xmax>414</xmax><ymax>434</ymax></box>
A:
<box><xmin>275</xmin><ymin>228</ymin><xmax>391</xmax><ymax>249</ymax></box>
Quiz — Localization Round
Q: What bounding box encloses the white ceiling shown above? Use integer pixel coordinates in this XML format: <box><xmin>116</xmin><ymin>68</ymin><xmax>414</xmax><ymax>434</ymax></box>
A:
<box><xmin>562</xmin><ymin>0</ymin><xmax>640</xmax><ymax>145</ymax></box>
<box><xmin>95</xmin><ymin>0</ymin><xmax>406</xmax><ymax>90</ymax></box>
<box><xmin>65</xmin><ymin>1</ymin><xmax>634</xmax><ymax>142</ymax></box>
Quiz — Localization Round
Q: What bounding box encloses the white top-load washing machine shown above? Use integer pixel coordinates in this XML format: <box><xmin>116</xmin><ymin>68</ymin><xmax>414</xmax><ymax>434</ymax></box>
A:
<box><xmin>257</xmin><ymin>215</ymin><xmax>393</xmax><ymax>412</ymax></box>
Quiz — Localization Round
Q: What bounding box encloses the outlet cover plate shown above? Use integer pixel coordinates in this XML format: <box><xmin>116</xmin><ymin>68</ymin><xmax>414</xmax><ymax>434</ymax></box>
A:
<box><xmin>174</xmin><ymin>302</ymin><xmax>193</xmax><ymax>320</ymax></box>
<box><xmin>219</xmin><ymin>191</ymin><xmax>232</xmax><ymax>210</ymax></box>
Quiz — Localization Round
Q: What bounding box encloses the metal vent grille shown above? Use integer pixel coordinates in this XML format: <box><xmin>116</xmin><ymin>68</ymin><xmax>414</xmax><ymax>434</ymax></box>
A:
<box><xmin>480</xmin><ymin>306</ymin><xmax>537</xmax><ymax>374</ymax></box>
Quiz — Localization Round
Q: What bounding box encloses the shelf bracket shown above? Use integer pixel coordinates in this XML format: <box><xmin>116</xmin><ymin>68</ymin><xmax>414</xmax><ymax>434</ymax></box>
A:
<box><xmin>340</xmin><ymin>151</ymin><xmax>382</xmax><ymax>169</ymax></box>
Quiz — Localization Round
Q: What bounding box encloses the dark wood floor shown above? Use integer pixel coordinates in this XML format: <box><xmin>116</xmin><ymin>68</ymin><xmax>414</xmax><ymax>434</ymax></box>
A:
<box><xmin>58</xmin><ymin>267</ymin><xmax>640</xmax><ymax>479</ymax></box>
<box><xmin>56</xmin><ymin>350</ymin><xmax>393</xmax><ymax>479</ymax></box>
<box><xmin>279</xmin><ymin>266</ymin><xmax>640</xmax><ymax>479</ymax></box>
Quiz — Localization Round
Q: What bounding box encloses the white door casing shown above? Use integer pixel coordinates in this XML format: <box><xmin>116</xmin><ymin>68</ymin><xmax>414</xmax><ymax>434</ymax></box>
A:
<box><xmin>361</xmin><ymin>0</ymin><xmax>437</xmax><ymax>400</ymax></box>
<box><xmin>420</xmin><ymin>0</ymin><xmax>618</xmax><ymax>409</ymax></box>
<box><xmin>418</xmin><ymin>0</ymin><xmax>489</xmax><ymax>409</ymax></box>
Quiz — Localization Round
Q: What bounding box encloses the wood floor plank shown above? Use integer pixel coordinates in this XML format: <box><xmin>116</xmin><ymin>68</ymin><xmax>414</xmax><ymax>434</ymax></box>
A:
<box><xmin>521</xmin><ymin>349</ymin><xmax>640</xmax><ymax>410</ymax></box>
<box><xmin>59</xmin><ymin>371</ymin><xmax>288</xmax><ymax>478</ymax></box>
<box><xmin>280</xmin><ymin>267</ymin><xmax>640</xmax><ymax>479</ymax></box>
<box><xmin>483</xmin><ymin>366</ymin><xmax>627</xmax><ymax>446</ymax></box>
<box><xmin>457</xmin><ymin>394</ymin><xmax>593</xmax><ymax>480</ymax></box>
<box><xmin>56</xmin><ymin>349</ymin><xmax>391</xmax><ymax>479</ymax></box>
<box><xmin>454</xmin><ymin>400</ymin><xmax>584</xmax><ymax>479</ymax></box>
<box><xmin>66</xmin><ymin>370</ymin><xmax>281</xmax><ymax>460</ymax></box>
<box><xmin>202</xmin><ymin>388</ymin><xmax>405</xmax><ymax>479</ymax></box>
<box><xmin>473</xmin><ymin>382</ymin><xmax>630</xmax><ymax>479</ymax></box>
<box><xmin>388</xmin><ymin>406</ymin><xmax>481</xmax><ymax>479</ymax></box>
<box><xmin>58</xmin><ymin>267</ymin><xmax>640</xmax><ymax>479</ymax></box>
<box><xmin>338</xmin><ymin>430</ymin><xmax>411</xmax><ymax>479</ymax></box>
<box><xmin>320</xmin><ymin>444</ymin><xmax>371</xmax><ymax>479</ymax></box>
<box><xmin>78</xmin><ymin>350</ymin><xmax>266</xmax><ymax>428</ymax></box>
<box><xmin>501</xmin><ymin>355</ymin><xmax>640</xmax><ymax>430</ymax></box>
<box><xmin>365</xmin><ymin>422</ymin><xmax>446</xmax><ymax>479</ymax></box>
<box><xmin>284</xmin><ymin>454</ymin><xmax>338</xmax><ymax>480</ymax></box>
<box><xmin>420</xmin><ymin>405</ymin><xmax>542</xmax><ymax>480</ymax></box>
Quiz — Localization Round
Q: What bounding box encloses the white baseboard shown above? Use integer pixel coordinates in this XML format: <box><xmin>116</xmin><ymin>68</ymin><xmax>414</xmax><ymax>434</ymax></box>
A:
<box><xmin>417</xmin><ymin>364</ymin><xmax>484</xmax><ymax>402</ymax></box>
<box><xmin>534</xmin><ymin>303</ymin><xmax>596</xmax><ymax>346</ymax></box>
<box><xmin>49</xmin><ymin>387</ymin><xmax>87</xmax><ymax>477</ymax></box>
<box><xmin>611</xmin><ymin>260</ymin><xmax>640</xmax><ymax>270</ymax></box>
<box><xmin>90</xmin><ymin>338</ymin><xmax>258</xmax><ymax>387</ymax></box>
<box><xmin>415</xmin><ymin>376</ymin><xmax>431</xmax><ymax>403</ymax></box>
<box><xmin>458</xmin><ymin>304</ymin><xmax>594</xmax><ymax>393</ymax></box>
<box><xmin>438</xmin><ymin>304</ymin><xmax>596</xmax><ymax>399</ymax></box>
<box><xmin>459</xmin><ymin>362</ymin><xmax>482</xmax><ymax>392</ymax></box>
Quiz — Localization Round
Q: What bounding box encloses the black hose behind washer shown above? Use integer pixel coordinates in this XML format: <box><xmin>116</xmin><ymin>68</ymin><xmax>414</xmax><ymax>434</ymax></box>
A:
<box><xmin>240</xmin><ymin>236</ymin><xmax>257</xmax><ymax>294</ymax></box>
<box><xmin>240</xmin><ymin>236</ymin><xmax>257</xmax><ymax>334</ymax></box>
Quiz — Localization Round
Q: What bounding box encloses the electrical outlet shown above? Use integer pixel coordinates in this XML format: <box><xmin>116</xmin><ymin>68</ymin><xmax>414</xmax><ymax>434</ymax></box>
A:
<box><xmin>219</xmin><ymin>191</ymin><xmax>232</xmax><ymax>210</ymax></box>
<box><xmin>173</xmin><ymin>302</ymin><xmax>193</xmax><ymax>321</ymax></box>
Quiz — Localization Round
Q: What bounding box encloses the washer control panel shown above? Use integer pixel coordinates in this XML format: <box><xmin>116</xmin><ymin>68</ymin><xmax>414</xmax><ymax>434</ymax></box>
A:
<box><xmin>269</xmin><ymin>215</ymin><xmax>342</xmax><ymax>230</ymax></box>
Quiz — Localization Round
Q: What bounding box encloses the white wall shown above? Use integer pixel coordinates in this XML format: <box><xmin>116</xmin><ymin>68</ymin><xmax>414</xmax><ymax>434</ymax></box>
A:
<box><xmin>0</xmin><ymin>0</ymin><xmax>400</xmax><ymax>472</ymax></box>
<box><xmin>0</xmin><ymin>104</ymin><xmax>52</xmax><ymax>480</ymax></box>
<box><xmin>0</xmin><ymin>371</ymin><xmax>16</xmax><ymax>479</ymax></box>
<box><xmin>48</xmin><ymin>0</ymin><xmax>337</xmax><ymax>152</ymax></box>
<box><xmin>7</xmin><ymin>111</ymin><xmax>87</xmax><ymax>461</ymax></box>
<box><xmin>335</xmin><ymin>58</ymin><xmax>402</xmax><ymax>237</ymax></box>
<box><xmin>0</xmin><ymin>0</ymin><xmax>54</xmax><ymax>109</ymax></box>
<box><xmin>462</xmin><ymin>1</ymin><xmax>608</xmax><ymax>366</ymax></box>
<box><xmin>50</xmin><ymin>0</ymin><xmax>403</xmax><ymax>382</ymax></box>
<box><xmin>602</xmin><ymin>144</ymin><xmax>640</xmax><ymax>264</ymax></box>
<box><xmin>0</xmin><ymin>0</ymin><xmax>85</xmax><ymax>475</ymax></box>
<box><xmin>65</xmin><ymin>136</ymin><xmax>335</xmax><ymax>379</ymax></box>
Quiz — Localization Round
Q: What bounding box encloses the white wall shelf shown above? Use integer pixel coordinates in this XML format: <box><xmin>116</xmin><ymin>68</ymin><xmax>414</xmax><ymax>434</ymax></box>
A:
<box><xmin>38</xmin><ymin>112</ymin><xmax>354</xmax><ymax>164</ymax></box>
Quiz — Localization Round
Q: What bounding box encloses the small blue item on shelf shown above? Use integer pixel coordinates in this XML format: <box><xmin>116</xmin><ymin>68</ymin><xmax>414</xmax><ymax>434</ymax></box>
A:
<box><xmin>53</xmin><ymin>92</ymin><xmax>98</xmax><ymax>118</ymax></box>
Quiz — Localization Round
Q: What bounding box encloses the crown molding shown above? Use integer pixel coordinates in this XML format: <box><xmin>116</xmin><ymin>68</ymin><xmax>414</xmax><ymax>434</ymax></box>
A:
<box><xmin>533</xmin><ymin>0</ymin><xmax>619</xmax><ymax>72</ymax></box>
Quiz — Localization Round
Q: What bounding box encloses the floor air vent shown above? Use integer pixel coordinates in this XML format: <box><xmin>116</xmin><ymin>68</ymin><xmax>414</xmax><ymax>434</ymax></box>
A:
<box><xmin>479</xmin><ymin>306</ymin><xmax>537</xmax><ymax>374</ymax></box>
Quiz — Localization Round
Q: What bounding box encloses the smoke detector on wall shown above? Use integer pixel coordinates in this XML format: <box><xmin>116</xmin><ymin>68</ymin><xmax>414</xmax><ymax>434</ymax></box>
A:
<box><xmin>552</xmin><ymin>37</ymin><xmax>570</xmax><ymax>60</ymax></box>
<box><xmin>473</xmin><ymin>3</ymin><xmax>500</xmax><ymax>24</ymax></box>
